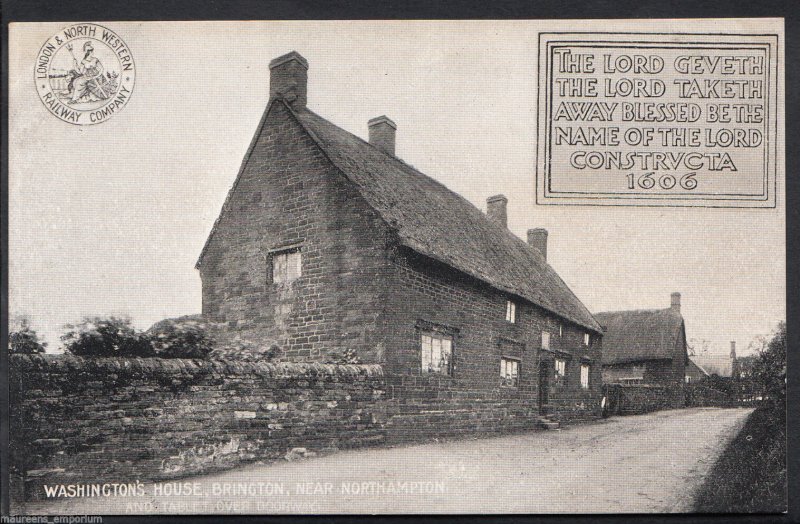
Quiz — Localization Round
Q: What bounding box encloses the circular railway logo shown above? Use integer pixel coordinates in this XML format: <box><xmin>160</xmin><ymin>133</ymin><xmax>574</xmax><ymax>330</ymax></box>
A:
<box><xmin>35</xmin><ymin>23</ymin><xmax>135</xmax><ymax>125</ymax></box>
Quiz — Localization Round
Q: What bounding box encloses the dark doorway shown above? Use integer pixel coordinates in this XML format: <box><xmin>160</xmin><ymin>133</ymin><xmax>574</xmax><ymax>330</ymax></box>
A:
<box><xmin>539</xmin><ymin>361</ymin><xmax>551</xmax><ymax>414</ymax></box>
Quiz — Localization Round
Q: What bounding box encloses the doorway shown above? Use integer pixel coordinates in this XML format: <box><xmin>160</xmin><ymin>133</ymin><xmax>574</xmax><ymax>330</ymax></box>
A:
<box><xmin>539</xmin><ymin>361</ymin><xmax>551</xmax><ymax>414</ymax></box>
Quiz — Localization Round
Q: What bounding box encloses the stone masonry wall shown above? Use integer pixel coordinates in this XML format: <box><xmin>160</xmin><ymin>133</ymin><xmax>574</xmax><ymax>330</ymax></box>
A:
<box><xmin>382</xmin><ymin>250</ymin><xmax>603</xmax><ymax>427</ymax></box>
<box><xmin>9</xmin><ymin>355</ymin><xmax>385</xmax><ymax>501</ymax></box>
<box><xmin>198</xmin><ymin>101</ymin><xmax>391</xmax><ymax>363</ymax></box>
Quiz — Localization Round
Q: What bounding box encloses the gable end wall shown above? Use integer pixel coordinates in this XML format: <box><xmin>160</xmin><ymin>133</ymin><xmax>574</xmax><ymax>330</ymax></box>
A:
<box><xmin>199</xmin><ymin>102</ymin><xmax>392</xmax><ymax>362</ymax></box>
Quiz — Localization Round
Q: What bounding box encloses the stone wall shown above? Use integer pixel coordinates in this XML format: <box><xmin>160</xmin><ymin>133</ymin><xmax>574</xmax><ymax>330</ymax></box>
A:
<box><xmin>9</xmin><ymin>354</ymin><xmax>385</xmax><ymax>501</ymax></box>
<box><xmin>602</xmin><ymin>383</ymin><xmax>677</xmax><ymax>416</ymax></box>
<box><xmin>198</xmin><ymin>101</ymin><xmax>392</xmax><ymax>363</ymax></box>
<box><xmin>384</xmin><ymin>250</ymin><xmax>603</xmax><ymax>423</ymax></box>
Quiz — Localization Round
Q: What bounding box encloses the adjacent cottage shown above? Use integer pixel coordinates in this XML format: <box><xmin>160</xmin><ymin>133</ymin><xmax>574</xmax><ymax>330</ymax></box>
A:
<box><xmin>685</xmin><ymin>358</ymin><xmax>710</xmax><ymax>383</ymax></box>
<box><xmin>196</xmin><ymin>51</ymin><xmax>603</xmax><ymax>428</ymax></box>
<box><xmin>595</xmin><ymin>293</ymin><xmax>688</xmax><ymax>404</ymax></box>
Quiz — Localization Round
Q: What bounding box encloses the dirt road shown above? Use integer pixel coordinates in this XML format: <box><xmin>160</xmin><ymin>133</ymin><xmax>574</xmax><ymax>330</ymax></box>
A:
<box><xmin>18</xmin><ymin>407</ymin><xmax>752</xmax><ymax>514</ymax></box>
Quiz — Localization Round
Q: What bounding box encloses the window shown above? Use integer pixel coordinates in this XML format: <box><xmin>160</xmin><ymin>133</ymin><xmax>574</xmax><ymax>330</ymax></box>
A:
<box><xmin>505</xmin><ymin>301</ymin><xmax>516</xmax><ymax>323</ymax></box>
<box><xmin>580</xmin><ymin>364</ymin><xmax>590</xmax><ymax>389</ymax></box>
<box><xmin>554</xmin><ymin>358</ymin><xmax>566</xmax><ymax>385</ymax></box>
<box><xmin>559</xmin><ymin>324</ymin><xmax>563</xmax><ymax>337</ymax></box>
<box><xmin>685</xmin><ymin>376</ymin><xmax>692</xmax><ymax>384</ymax></box>
<box><xmin>500</xmin><ymin>358</ymin><xmax>519</xmax><ymax>387</ymax></box>
<box><xmin>421</xmin><ymin>333</ymin><xmax>453</xmax><ymax>375</ymax></box>
<box><xmin>542</xmin><ymin>331</ymin><xmax>551</xmax><ymax>350</ymax></box>
<box><xmin>271</xmin><ymin>250</ymin><xmax>302</xmax><ymax>283</ymax></box>
<box><xmin>583</xmin><ymin>333</ymin><xmax>591</xmax><ymax>346</ymax></box>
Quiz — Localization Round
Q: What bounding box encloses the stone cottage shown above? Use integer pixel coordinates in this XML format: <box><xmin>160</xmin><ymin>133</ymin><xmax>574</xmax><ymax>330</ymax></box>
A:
<box><xmin>196</xmin><ymin>51</ymin><xmax>604</xmax><ymax>426</ymax></box>
<box><xmin>595</xmin><ymin>293</ymin><xmax>688</xmax><ymax>404</ymax></box>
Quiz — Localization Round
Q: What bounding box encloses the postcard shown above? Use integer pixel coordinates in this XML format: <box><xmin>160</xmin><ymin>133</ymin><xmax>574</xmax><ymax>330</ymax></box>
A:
<box><xmin>6</xmin><ymin>18</ymin><xmax>786</xmax><ymax>515</ymax></box>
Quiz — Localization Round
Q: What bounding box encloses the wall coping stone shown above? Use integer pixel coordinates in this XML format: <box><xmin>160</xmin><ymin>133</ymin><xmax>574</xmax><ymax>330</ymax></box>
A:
<box><xmin>10</xmin><ymin>354</ymin><xmax>384</xmax><ymax>379</ymax></box>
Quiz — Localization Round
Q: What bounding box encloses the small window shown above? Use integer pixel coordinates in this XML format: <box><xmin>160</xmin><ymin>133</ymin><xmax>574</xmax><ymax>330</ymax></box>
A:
<box><xmin>559</xmin><ymin>324</ymin><xmax>563</xmax><ymax>337</ymax></box>
<box><xmin>554</xmin><ymin>358</ymin><xmax>566</xmax><ymax>385</ymax></box>
<box><xmin>542</xmin><ymin>331</ymin><xmax>551</xmax><ymax>350</ymax></box>
<box><xmin>500</xmin><ymin>357</ymin><xmax>519</xmax><ymax>387</ymax></box>
<box><xmin>505</xmin><ymin>301</ymin><xmax>516</xmax><ymax>323</ymax></box>
<box><xmin>580</xmin><ymin>364</ymin><xmax>590</xmax><ymax>389</ymax></box>
<box><xmin>272</xmin><ymin>250</ymin><xmax>302</xmax><ymax>283</ymax></box>
<box><xmin>421</xmin><ymin>333</ymin><xmax>453</xmax><ymax>376</ymax></box>
<box><xmin>583</xmin><ymin>333</ymin><xmax>591</xmax><ymax>346</ymax></box>
<box><xmin>685</xmin><ymin>376</ymin><xmax>692</xmax><ymax>384</ymax></box>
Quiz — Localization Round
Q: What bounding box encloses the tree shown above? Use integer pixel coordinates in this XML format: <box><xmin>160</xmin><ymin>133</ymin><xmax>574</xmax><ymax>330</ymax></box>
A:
<box><xmin>61</xmin><ymin>316</ymin><xmax>154</xmax><ymax>357</ymax></box>
<box><xmin>148</xmin><ymin>316</ymin><xmax>213</xmax><ymax>359</ymax></box>
<box><xmin>687</xmin><ymin>338</ymin><xmax>714</xmax><ymax>357</ymax></box>
<box><xmin>750</xmin><ymin>322</ymin><xmax>786</xmax><ymax>405</ymax></box>
<box><xmin>8</xmin><ymin>316</ymin><xmax>47</xmax><ymax>355</ymax></box>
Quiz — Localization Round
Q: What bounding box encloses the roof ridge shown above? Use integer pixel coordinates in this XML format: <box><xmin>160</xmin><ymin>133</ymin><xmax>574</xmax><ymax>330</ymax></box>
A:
<box><xmin>595</xmin><ymin>307</ymin><xmax>672</xmax><ymax>315</ymax></box>
<box><xmin>290</xmin><ymin>106</ymin><xmax>600</xmax><ymax>332</ymax></box>
<box><xmin>295</xmin><ymin>107</ymin><xmax>462</xmax><ymax>195</ymax></box>
<box><xmin>293</xmin><ymin>107</ymin><xmax>570</xmax><ymax>272</ymax></box>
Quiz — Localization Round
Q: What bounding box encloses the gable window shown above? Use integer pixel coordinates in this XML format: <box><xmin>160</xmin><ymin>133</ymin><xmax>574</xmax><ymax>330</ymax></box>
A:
<box><xmin>271</xmin><ymin>249</ymin><xmax>302</xmax><ymax>284</ymax></box>
<box><xmin>554</xmin><ymin>358</ymin><xmax>566</xmax><ymax>385</ymax></box>
<box><xmin>580</xmin><ymin>364</ymin><xmax>590</xmax><ymax>389</ymax></box>
<box><xmin>505</xmin><ymin>301</ymin><xmax>516</xmax><ymax>323</ymax></box>
<box><xmin>542</xmin><ymin>331</ymin><xmax>551</xmax><ymax>350</ymax></box>
<box><xmin>583</xmin><ymin>333</ymin><xmax>591</xmax><ymax>346</ymax></box>
<box><xmin>500</xmin><ymin>357</ymin><xmax>519</xmax><ymax>387</ymax></box>
<box><xmin>421</xmin><ymin>333</ymin><xmax>453</xmax><ymax>376</ymax></box>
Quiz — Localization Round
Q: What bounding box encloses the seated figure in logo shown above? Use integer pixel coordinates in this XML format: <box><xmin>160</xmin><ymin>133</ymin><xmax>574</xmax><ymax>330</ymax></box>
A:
<box><xmin>67</xmin><ymin>41</ymin><xmax>114</xmax><ymax>103</ymax></box>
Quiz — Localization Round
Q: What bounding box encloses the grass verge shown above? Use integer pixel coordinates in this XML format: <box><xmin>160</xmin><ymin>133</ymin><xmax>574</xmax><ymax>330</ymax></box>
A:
<box><xmin>692</xmin><ymin>404</ymin><xmax>786</xmax><ymax>513</ymax></box>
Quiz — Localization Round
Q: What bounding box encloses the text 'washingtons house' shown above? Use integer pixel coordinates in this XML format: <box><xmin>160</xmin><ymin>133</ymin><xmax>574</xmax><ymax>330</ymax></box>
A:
<box><xmin>196</xmin><ymin>51</ymin><xmax>604</xmax><ymax>424</ymax></box>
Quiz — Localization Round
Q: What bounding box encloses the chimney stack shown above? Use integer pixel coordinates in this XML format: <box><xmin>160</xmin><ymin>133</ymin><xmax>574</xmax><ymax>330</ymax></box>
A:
<box><xmin>368</xmin><ymin>116</ymin><xmax>397</xmax><ymax>156</ymax></box>
<box><xmin>670</xmin><ymin>292</ymin><xmax>681</xmax><ymax>313</ymax></box>
<box><xmin>730</xmin><ymin>341</ymin><xmax>737</xmax><ymax>359</ymax></box>
<box><xmin>486</xmin><ymin>195</ymin><xmax>508</xmax><ymax>228</ymax></box>
<box><xmin>269</xmin><ymin>51</ymin><xmax>308</xmax><ymax>107</ymax></box>
<box><xmin>527</xmin><ymin>228</ymin><xmax>548</xmax><ymax>260</ymax></box>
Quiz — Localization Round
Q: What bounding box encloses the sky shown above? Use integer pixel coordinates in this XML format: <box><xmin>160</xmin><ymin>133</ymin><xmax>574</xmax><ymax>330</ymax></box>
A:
<box><xmin>9</xmin><ymin>20</ymin><xmax>785</xmax><ymax>356</ymax></box>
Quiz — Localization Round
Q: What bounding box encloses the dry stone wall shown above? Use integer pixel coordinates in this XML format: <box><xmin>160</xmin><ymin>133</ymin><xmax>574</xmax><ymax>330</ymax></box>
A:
<box><xmin>9</xmin><ymin>354</ymin><xmax>385</xmax><ymax>501</ymax></box>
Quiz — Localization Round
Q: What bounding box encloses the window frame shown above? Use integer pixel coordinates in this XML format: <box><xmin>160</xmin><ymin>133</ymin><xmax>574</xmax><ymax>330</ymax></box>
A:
<box><xmin>583</xmin><ymin>333</ymin><xmax>591</xmax><ymax>346</ymax></box>
<box><xmin>580</xmin><ymin>363</ymin><xmax>590</xmax><ymax>389</ymax></box>
<box><xmin>269</xmin><ymin>247</ymin><xmax>302</xmax><ymax>284</ymax></box>
<box><xmin>500</xmin><ymin>357</ymin><xmax>520</xmax><ymax>388</ymax></box>
<box><xmin>554</xmin><ymin>357</ymin><xmax>567</xmax><ymax>385</ymax></box>
<box><xmin>505</xmin><ymin>300</ymin><xmax>517</xmax><ymax>323</ymax></box>
<box><xmin>420</xmin><ymin>331</ymin><xmax>454</xmax><ymax>376</ymax></box>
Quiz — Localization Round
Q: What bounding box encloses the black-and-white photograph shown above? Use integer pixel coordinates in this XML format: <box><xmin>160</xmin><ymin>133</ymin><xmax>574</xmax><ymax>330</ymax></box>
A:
<box><xmin>5</xmin><ymin>18</ymin><xmax>786</xmax><ymax>516</ymax></box>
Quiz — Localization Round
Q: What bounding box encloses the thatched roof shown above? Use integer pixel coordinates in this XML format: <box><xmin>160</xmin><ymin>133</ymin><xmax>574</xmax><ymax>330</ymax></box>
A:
<box><xmin>594</xmin><ymin>308</ymin><xmax>685</xmax><ymax>365</ymax></box>
<box><xmin>198</xmin><ymin>100</ymin><xmax>601</xmax><ymax>333</ymax></box>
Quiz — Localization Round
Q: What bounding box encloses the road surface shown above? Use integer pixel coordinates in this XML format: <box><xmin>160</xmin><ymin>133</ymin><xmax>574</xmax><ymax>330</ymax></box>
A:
<box><xmin>18</xmin><ymin>407</ymin><xmax>752</xmax><ymax>514</ymax></box>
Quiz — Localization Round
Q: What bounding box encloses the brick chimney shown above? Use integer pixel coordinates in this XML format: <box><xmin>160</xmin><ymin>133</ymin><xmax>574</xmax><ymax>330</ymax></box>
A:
<box><xmin>486</xmin><ymin>195</ymin><xmax>508</xmax><ymax>227</ymax></box>
<box><xmin>730</xmin><ymin>341</ymin><xmax>737</xmax><ymax>359</ymax></box>
<box><xmin>269</xmin><ymin>51</ymin><xmax>308</xmax><ymax>107</ymax></box>
<box><xmin>670</xmin><ymin>292</ymin><xmax>681</xmax><ymax>313</ymax></box>
<box><xmin>368</xmin><ymin>116</ymin><xmax>397</xmax><ymax>155</ymax></box>
<box><xmin>527</xmin><ymin>228</ymin><xmax>548</xmax><ymax>260</ymax></box>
